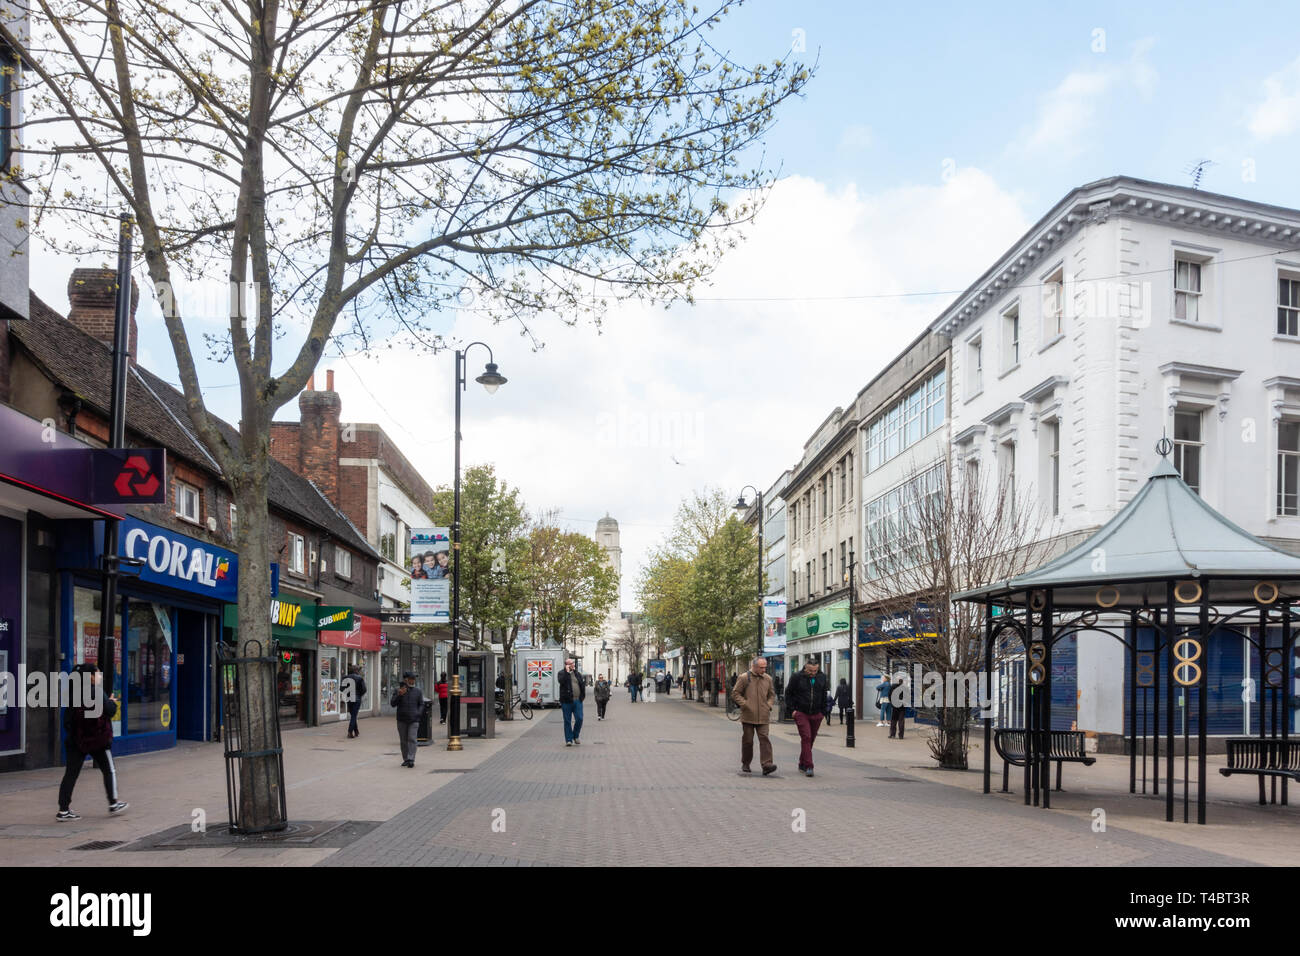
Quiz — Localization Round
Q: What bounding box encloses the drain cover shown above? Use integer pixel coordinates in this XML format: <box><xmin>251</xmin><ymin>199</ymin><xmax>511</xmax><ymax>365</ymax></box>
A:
<box><xmin>427</xmin><ymin>768</ymin><xmax>474</xmax><ymax>774</ymax></box>
<box><xmin>311</xmin><ymin>748</ymin><xmax>347</xmax><ymax>752</ymax></box>
<box><xmin>657</xmin><ymin>740</ymin><xmax>692</xmax><ymax>744</ymax></box>
<box><xmin>71</xmin><ymin>840</ymin><xmax>125</xmax><ymax>851</ymax></box>
<box><xmin>867</xmin><ymin>776</ymin><xmax>918</xmax><ymax>783</ymax></box>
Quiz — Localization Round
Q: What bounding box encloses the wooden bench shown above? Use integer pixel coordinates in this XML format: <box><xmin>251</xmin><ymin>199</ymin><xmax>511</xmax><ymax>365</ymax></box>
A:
<box><xmin>993</xmin><ymin>728</ymin><xmax>1095</xmax><ymax>793</ymax></box>
<box><xmin>1219</xmin><ymin>737</ymin><xmax>1300</xmax><ymax>804</ymax></box>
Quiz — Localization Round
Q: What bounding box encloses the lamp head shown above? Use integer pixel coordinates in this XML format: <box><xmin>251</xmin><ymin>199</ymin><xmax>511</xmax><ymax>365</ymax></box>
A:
<box><xmin>475</xmin><ymin>362</ymin><xmax>507</xmax><ymax>394</ymax></box>
<box><xmin>733</xmin><ymin>495</ymin><xmax>749</xmax><ymax>512</ymax></box>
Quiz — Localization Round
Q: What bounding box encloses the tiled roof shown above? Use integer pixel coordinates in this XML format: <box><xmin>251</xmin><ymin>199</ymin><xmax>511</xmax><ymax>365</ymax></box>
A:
<box><xmin>12</xmin><ymin>292</ymin><xmax>377</xmax><ymax>559</ymax></box>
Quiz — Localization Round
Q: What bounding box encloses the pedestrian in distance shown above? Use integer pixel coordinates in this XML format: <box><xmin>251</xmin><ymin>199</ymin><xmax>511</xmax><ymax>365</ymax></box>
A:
<box><xmin>627</xmin><ymin>671</ymin><xmax>637</xmax><ymax>702</ymax></box>
<box><xmin>341</xmin><ymin>664</ymin><xmax>366</xmax><ymax>738</ymax></box>
<box><xmin>889</xmin><ymin>673</ymin><xmax>908</xmax><ymax>740</ymax></box>
<box><xmin>662</xmin><ymin>672</ymin><xmax>671</xmax><ymax>697</ymax></box>
<box><xmin>823</xmin><ymin>685</ymin><xmax>835</xmax><ymax>723</ymax></box>
<box><xmin>436</xmin><ymin>672</ymin><xmax>449</xmax><ymax>724</ymax></box>
<box><xmin>876</xmin><ymin>675</ymin><xmax>893</xmax><ymax>727</ymax></box>
<box><xmin>391</xmin><ymin>670</ymin><xmax>425</xmax><ymax>767</ymax></box>
<box><xmin>57</xmin><ymin>664</ymin><xmax>128</xmax><ymax>820</ymax></box>
<box><xmin>594</xmin><ymin>674</ymin><xmax>612</xmax><ymax>719</ymax></box>
<box><xmin>834</xmin><ymin>678</ymin><xmax>852</xmax><ymax>725</ymax></box>
<box><xmin>731</xmin><ymin>656</ymin><xmax>778</xmax><ymax>776</ymax></box>
<box><xmin>785</xmin><ymin>658</ymin><xmax>830</xmax><ymax>777</ymax></box>
<box><xmin>558</xmin><ymin>658</ymin><xmax>586</xmax><ymax>745</ymax></box>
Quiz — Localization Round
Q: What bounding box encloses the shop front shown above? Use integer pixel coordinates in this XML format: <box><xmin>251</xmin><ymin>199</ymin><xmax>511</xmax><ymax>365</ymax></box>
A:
<box><xmin>224</xmin><ymin>591</ymin><xmax>321</xmax><ymax>729</ymax></box>
<box><xmin>785</xmin><ymin>600</ymin><xmax>852</xmax><ymax>693</ymax></box>
<box><xmin>70</xmin><ymin>516</ymin><xmax>237</xmax><ymax>756</ymax></box>
<box><xmin>318</xmin><ymin>611</ymin><xmax>381</xmax><ymax>723</ymax></box>
<box><xmin>378</xmin><ymin>625</ymin><xmax>439</xmax><ymax>715</ymax></box>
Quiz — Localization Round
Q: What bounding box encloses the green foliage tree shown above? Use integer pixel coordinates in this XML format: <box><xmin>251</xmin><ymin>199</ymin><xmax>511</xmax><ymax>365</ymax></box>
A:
<box><xmin>4</xmin><ymin>0</ymin><xmax>808</xmax><ymax>828</ymax></box>
<box><xmin>525</xmin><ymin>521</ymin><xmax>619</xmax><ymax>660</ymax></box>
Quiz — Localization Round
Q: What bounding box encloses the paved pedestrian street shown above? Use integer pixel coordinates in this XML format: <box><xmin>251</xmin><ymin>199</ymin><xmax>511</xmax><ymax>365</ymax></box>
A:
<box><xmin>2</xmin><ymin>695</ymin><xmax>1296</xmax><ymax>868</ymax></box>
<box><xmin>321</xmin><ymin>697</ymin><xmax>1293</xmax><ymax>867</ymax></box>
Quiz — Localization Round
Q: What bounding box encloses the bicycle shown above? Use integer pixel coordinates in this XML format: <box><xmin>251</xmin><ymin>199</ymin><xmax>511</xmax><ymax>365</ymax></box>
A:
<box><xmin>495</xmin><ymin>692</ymin><xmax>533</xmax><ymax>720</ymax></box>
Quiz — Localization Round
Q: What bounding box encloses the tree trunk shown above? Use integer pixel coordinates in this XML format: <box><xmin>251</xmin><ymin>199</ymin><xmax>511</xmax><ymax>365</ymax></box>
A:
<box><xmin>929</xmin><ymin>706</ymin><xmax>970</xmax><ymax>770</ymax></box>
<box><xmin>231</xmin><ymin>471</ymin><xmax>285</xmax><ymax>830</ymax></box>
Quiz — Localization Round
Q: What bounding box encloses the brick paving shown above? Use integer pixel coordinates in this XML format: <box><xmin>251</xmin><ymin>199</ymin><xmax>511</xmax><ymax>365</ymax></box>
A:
<box><xmin>321</xmin><ymin>694</ymin><xmax>1284</xmax><ymax>867</ymax></box>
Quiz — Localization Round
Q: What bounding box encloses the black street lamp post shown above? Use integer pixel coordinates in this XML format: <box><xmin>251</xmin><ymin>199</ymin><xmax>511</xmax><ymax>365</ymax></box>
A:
<box><xmin>844</xmin><ymin>549</ymin><xmax>856</xmax><ymax>747</ymax></box>
<box><xmin>734</xmin><ymin>486</ymin><xmax>765</xmax><ymax>662</ymax></box>
<box><xmin>447</xmin><ymin>343</ymin><xmax>507</xmax><ymax>752</ymax></box>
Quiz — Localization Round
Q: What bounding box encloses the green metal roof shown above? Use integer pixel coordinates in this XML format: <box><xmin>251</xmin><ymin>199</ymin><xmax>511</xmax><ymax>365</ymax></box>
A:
<box><xmin>955</xmin><ymin>456</ymin><xmax>1300</xmax><ymax>609</ymax></box>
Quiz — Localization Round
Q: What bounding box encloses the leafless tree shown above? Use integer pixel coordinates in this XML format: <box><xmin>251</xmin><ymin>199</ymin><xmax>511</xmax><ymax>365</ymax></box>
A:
<box><xmin>857</xmin><ymin>458</ymin><xmax>1056</xmax><ymax>768</ymax></box>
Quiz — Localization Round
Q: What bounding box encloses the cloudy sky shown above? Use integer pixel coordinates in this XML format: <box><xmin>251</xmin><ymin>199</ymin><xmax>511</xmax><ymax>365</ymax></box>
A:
<box><xmin>29</xmin><ymin>0</ymin><xmax>1300</xmax><ymax>607</ymax></box>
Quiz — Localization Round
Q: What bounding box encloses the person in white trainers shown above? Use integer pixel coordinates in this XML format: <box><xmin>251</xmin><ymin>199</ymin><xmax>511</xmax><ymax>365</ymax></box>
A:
<box><xmin>875</xmin><ymin>675</ymin><xmax>893</xmax><ymax>727</ymax></box>
<box><xmin>57</xmin><ymin>664</ymin><xmax>128</xmax><ymax>820</ymax></box>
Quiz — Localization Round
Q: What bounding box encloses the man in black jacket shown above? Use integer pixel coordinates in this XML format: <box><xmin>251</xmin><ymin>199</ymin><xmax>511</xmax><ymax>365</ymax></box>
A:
<box><xmin>342</xmin><ymin>664</ymin><xmax>367</xmax><ymax>739</ymax></box>
<box><xmin>391</xmin><ymin>671</ymin><xmax>425</xmax><ymax>767</ymax></box>
<box><xmin>558</xmin><ymin>659</ymin><xmax>586</xmax><ymax>745</ymax></box>
<box><xmin>785</xmin><ymin>658</ymin><xmax>830</xmax><ymax>777</ymax></box>
<box><xmin>57</xmin><ymin>664</ymin><xmax>128</xmax><ymax>820</ymax></box>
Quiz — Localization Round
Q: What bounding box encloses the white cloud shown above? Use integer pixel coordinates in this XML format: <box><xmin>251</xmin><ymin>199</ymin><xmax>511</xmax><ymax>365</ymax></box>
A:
<box><xmin>1247</xmin><ymin>57</ymin><xmax>1300</xmax><ymax>141</ymax></box>
<box><xmin>1014</xmin><ymin>39</ymin><xmax>1157</xmax><ymax>158</ymax></box>
<box><xmin>319</xmin><ymin>170</ymin><xmax>1029</xmax><ymax>607</ymax></box>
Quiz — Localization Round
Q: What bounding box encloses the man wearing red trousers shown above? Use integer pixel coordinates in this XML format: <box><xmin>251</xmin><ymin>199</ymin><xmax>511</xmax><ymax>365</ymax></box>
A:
<box><xmin>784</xmin><ymin>658</ymin><xmax>831</xmax><ymax>777</ymax></box>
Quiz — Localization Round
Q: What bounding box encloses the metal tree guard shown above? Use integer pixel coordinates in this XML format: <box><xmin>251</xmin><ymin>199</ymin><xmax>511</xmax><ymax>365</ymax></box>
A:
<box><xmin>219</xmin><ymin>640</ymin><xmax>288</xmax><ymax>834</ymax></box>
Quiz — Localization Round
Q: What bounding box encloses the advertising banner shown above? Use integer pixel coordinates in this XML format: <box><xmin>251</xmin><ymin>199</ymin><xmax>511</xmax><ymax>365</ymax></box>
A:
<box><xmin>515</xmin><ymin>609</ymin><xmax>532</xmax><ymax>649</ymax></box>
<box><xmin>762</xmin><ymin>596</ymin><xmax>787</xmax><ymax>653</ymax></box>
<box><xmin>409</xmin><ymin>528</ymin><xmax>451</xmax><ymax>624</ymax></box>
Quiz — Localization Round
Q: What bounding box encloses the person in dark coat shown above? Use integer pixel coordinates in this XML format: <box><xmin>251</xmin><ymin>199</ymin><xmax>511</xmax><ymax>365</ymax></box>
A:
<box><xmin>889</xmin><ymin>673</ymin><xmax>908</xmax><ymax>739</ymax></box>
<box><xmin>834</xmin><ymin>678</ymin><xmax>853</xmax><ymax>725</ymax></box>
<box><xmin>341</xmin><ymin>664</ymin><xmax>367</xmax><ymax>738</ymax></box>
<box><xmin>391</xmin><ymin>671</ymin><xmax>425</xmax><ymax>767</ymax></box>
<box><xmin>593</xmin><ymin>674</ymin><xmax>612</xmax><ymax>720</ymax></box>
<box><xmin>557</xmin><ymin>659</ymin><xmax>586</xmax><ymax>745</ymax></box>
<box><xmin>57</xmin><ymin>664</ymin><xmax>128</xmax><ymax>820</ymax></box>
<box><xmin>785</xmin><ymin>659</ymin><xmax>831</xmax><ymax>777</ymax></box>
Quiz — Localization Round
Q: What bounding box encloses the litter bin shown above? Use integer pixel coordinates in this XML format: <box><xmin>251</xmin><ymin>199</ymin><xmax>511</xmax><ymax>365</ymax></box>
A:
<box><xmin>417</xmin><ymin>699</ymin><xmax>434</xmax><ymax>745</ymax></box>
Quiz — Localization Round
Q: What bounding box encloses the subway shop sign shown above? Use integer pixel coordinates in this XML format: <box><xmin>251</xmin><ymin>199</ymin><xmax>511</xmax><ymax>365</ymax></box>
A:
<box><xmin>786</xmin><ymin>601</ymin><xmax>850</xmax><ymax>641</ymax></box>
<box><xmin>223</xmin><ymin>602</ymin><xmax>354</xmax><ymax>638</ymax></box>
<box><xmin>119</xmin><ymin>517</ymin><xmax>238</xmax><ymax>601</ymax></box>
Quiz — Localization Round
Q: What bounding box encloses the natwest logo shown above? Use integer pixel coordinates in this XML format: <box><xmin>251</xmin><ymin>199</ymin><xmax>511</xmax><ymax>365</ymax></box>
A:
<box><xmin>113</xmin><ymin>455</ymin><xmax>161</xmax><ymax>498</ymax></box>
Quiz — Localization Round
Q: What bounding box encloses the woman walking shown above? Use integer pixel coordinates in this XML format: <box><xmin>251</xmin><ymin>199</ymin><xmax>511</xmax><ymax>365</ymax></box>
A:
<box><xmin>57</xmin><ymin>664</ymin><xmax>128</xmax><ymax>820</ymax></box>
<box><xmin>594</xmin><ymin>674</ymin><xmax>612</xmax><ymax>720</ymax></box>
<box><xmin>436</xmin><ymin>672</ymin><xmax>449</xmax><ymax>723</ymax></box>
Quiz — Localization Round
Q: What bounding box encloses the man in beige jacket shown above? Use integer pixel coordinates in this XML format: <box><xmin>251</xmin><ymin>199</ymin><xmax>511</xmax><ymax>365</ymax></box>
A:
<box><xmin>731</xmin><ymin>656</ymin><xmax>778</xmax><ymax>776</ymax></box>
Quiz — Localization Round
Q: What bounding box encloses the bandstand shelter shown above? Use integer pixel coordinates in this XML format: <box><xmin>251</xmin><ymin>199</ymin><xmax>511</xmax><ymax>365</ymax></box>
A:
<box><xmin>956</xmin><ymin>446</ymin><xmax>1300</xmax><ymax>824</ymax></box>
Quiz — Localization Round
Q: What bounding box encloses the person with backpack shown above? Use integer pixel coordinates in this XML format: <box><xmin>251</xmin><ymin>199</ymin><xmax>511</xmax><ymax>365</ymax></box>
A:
<box><xmin>342</xmin><ymin>664</ymin><xmax>367</xmax><ymax>738</ymax></box>
<box><xmin>57</xmin><ymin>664</ymin><xmax>128</xmax><ymax>820</ymax></box>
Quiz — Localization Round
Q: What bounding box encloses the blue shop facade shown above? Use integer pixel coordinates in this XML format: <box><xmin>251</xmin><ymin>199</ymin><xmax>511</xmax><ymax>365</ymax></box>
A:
<box><xmin>59</xmin><ymin>517</ymin><xmax>237</xmax><ymax>757</ymax></box>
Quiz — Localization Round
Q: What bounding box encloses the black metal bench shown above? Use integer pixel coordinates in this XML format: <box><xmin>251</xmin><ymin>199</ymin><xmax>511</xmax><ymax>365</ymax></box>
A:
<box><xmin>1219</xmin><ymin>738</ymin><xmax>1300</xmax><ymax>804</ymax></box>
<box><xmin>993</xmin><ymin>728</ymin><xmax>1096</xmax><ymax>793</ymax></box>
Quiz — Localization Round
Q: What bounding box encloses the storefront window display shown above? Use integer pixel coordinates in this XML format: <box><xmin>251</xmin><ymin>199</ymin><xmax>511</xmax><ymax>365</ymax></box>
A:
<box><xmin>320</xmin><ymin>648</ymin><xmax>340</xmax><ymax>720</ymax></box>
<box><xmin>277</xmin><ymin>648</ymin><xmax>310</xmax><ymax>725</ymax></box>
<box><xmin>126</xmin><ymin>602</ymin><xmax>174</xmax><ymax>735</ymax></box>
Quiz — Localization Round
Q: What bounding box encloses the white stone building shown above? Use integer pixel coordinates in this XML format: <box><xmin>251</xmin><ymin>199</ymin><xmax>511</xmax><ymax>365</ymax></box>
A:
<box><xmin>932</xmin><ymin>175</ymin><xmax>1300</xmax><ymax>737</ymax></box>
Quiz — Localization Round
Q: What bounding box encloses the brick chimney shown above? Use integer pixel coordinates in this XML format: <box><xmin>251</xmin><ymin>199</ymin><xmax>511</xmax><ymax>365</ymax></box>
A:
<box><xmin>67</xmin><ymin>268</ymin><xmax>139</xmax><ymax>363</ymax></box>
<box><xmin>297</xmin><ymin>369</ymin><xmax>342</xmax><ymax>502</ymax></box>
